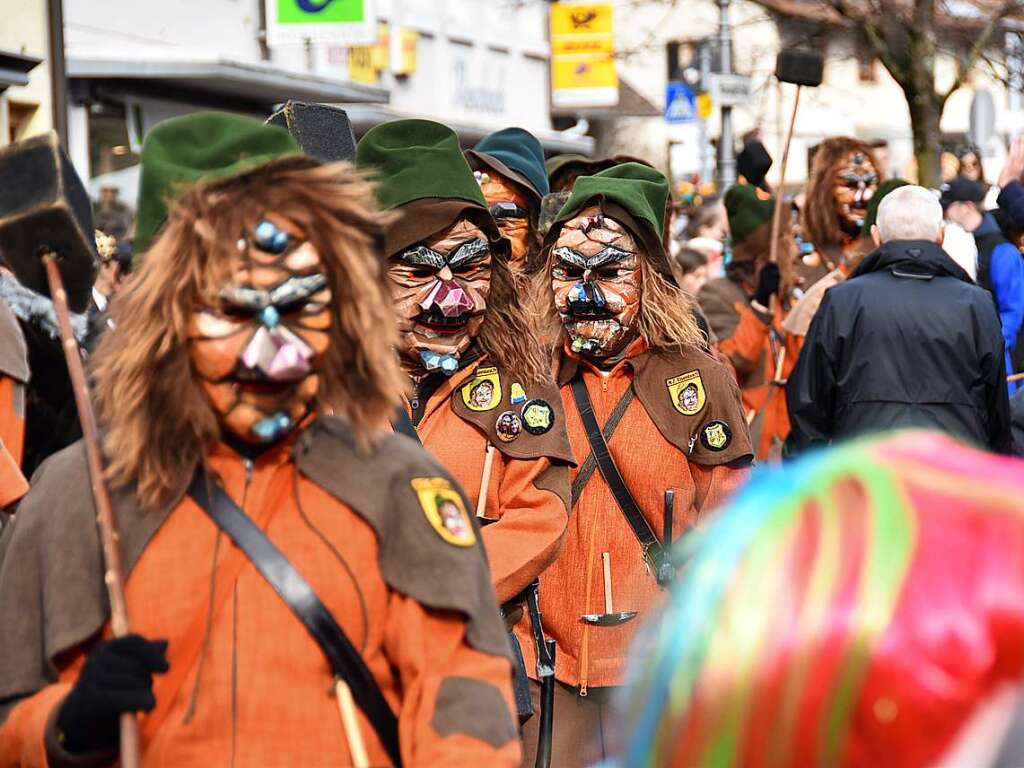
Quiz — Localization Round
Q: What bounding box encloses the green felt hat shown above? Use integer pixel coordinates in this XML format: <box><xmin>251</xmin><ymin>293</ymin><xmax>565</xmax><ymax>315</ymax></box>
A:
<box><xmin>724</xmin><ymin>182</ymin><xmax>774</xmax><ymax>245</ymax></box>
<box><xmin>355</xmin><ymin>119</ymin><xmax>486</xmax><ymax>211</ymax></box>
<box><xmin>135</xmin><ymin>112</ymin><xmax>303</xmax><ymax>253</ymax></box>
<box><xmin>466</xmin><ymin>127</ymin><xmax>550</xmax><ymax>204</ymax></box>
<box><xmin>547</xmin><ymin>162</ymin><xmax>671</xmax><ymax>273</ymax></box>
<box><xmin>861</xmin><ymin>178</ymin><xmax>909</xmax><ymax>236</ymax></box>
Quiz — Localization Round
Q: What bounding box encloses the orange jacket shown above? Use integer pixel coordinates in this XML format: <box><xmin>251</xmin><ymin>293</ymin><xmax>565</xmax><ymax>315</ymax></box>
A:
<box><xmin>0</xmin><ymin>437</ymin><xmax>520</xmax><ymax>767</ymax></box>
<box><xmin>514</xmin><ymin>348</ymin><xmax>752</xmax><ymax>691</ymax></box>
<box><xmin>409</xmin><ymin>357</ymin><xmax>572</xmax><ymax>604</ymax></box>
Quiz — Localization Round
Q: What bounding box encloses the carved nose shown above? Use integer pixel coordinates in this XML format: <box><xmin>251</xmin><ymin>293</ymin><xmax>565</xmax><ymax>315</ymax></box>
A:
<box><xmin>438</xmin><ymin>265</ymin><xmax>453</xmax><ymax>281</ymax></box>
<box><xmin>241</xmin><ymin>326</ymin><xmax>314</xmax><ymax>381</ymax></box>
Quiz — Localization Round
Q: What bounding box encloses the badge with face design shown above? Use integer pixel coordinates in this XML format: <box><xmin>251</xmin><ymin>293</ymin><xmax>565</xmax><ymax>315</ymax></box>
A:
<box><xmin>477</xmin><ymin>170</ymin><xmax>533</xmax><ymax>266</ymax></box>
<box><xmin>461</xmin><ymin>366</ymin><xmax>502</xmax><ymax>412</ymax></box>
<box><xmin>551</xmin><ymin>205</ymin><xmax>642</xmax><ymax>364</ymax></box>
<box><xmin>187</xmin><ymin>214</ymin><xmax>331</xmax><ymax>445</ymax></box>
<box><xmin>495</xmin><ymin>410</ymin><xmax>523</xmax><ymax>442</ymax></box>
<box><xmin>386</xmin><ymin>218</ymin><xmax>492</xmax><ymax>377</ymax></box>
<box><xmin>667</xmin><ymin>371</ymin><xmax>706</xmax><ymax>416</ymax></box>
<box><xmin>833</xmin><ymin>151</ymin><xmax>880</xmax><ymax>235</ymax></box>
<box><xmin>411</xmin><ymin>477</ymin><xmax>476</xmax><ymax>547</ymax></box>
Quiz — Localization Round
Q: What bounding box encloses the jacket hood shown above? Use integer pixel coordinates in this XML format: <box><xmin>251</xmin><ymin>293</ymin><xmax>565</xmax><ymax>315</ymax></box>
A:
<box><xmin>850</xmin><ymin>239</ymin><xmax>974</xmax><ymax>284</ymax></box>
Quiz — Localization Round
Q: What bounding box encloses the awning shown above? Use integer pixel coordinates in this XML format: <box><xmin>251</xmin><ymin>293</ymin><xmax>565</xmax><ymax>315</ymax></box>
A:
<box><xmin>68</xmin><ymin>56</ymin><xmax>389</xmax><ymax>111</ymax></box>
<box><xmin>0</xmin><ymin>50</ymin><xmax>42</xmax><ymax>92</ymax></box>
<box><xmin>342</xmin><ymin>105</ymin><xmax>596</xmax><ymax>156</ymax></box>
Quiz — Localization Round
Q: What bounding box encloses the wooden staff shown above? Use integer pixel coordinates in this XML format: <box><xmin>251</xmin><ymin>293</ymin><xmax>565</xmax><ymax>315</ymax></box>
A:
<box><xmin>768</xmin><ymin>85</ymin><xmax>802</xmax><ymax>269</ymax></box>
<box><xmin>42</xmin><ymin>255</ymin><xmax>140</xmax><ymax>768</ymax></box>
<box><xmin>475</xmin><ymin>443</ymin><xmax>496</xmax><ymax>518</ymax></box>
<box><xmin>1009</xmin><ymin>372</ymin><xmax>1024</xmax><ymax>383</ymax></box>
<box><xmin>334</xmin><ymin>679</ymin><xmax>369</xmax><ymax>768</ymax></box>
<box><xmin>602</xmin><ymin>552</ymin><xmax>614</xmax><ymax>614</ymax></box>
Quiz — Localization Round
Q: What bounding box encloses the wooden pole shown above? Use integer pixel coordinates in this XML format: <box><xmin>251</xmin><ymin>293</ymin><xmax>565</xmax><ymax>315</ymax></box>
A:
<box><xmin>42</xmin><ymin>255</ymin><xmax>140</xmax><ymax>768</ymax></box>
<box><xmin>768</xmin><ymin>84</ymin><xmax>802</xmax><ymax>267</ymax></box>
<box><xmin>475</xmin><ymin>443</ymin><xmax>496</xmax><ymax>518</ymax></box>
<box><xmin>602</xmin><ymin>553</ymin><xmax>613</xmax><ymax>615</ymax></box>
<box><xmin>1009</xmin><ymin>372</ymin><xmax>1024</xmax><ymax>383</ymax></box>
<box><xmin>334</xmin><ymin>678</ymin><xmax>369</xmax><ymax>768</ymax></box>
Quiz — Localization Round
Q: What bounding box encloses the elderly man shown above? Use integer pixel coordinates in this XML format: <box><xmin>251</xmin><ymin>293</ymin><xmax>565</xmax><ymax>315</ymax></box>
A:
<box><xmin>786</xmin><ymin>185</ymin><xmax>1012</xmax><ymax>454</ymax></box>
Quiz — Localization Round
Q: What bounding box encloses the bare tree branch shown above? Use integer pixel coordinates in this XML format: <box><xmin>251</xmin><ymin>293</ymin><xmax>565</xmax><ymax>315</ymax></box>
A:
<box><xmin>943</xmin><ymin>0</ymin><xmax>1024</xmax><ymax>98</ymax></box>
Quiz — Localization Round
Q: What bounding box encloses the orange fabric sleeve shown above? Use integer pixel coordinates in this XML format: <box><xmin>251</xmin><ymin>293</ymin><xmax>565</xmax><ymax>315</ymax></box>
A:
<box><xmin>719</xmin><ymin>304</ymin><xmax>771</xmax><ymax>375</ymax></box>
<box><xmin>0</xmin><ymin>376</ymin><xmax>26</xmax><ymax>508</ymax></box>
<box><xmin>383</xmin><ymin>593</ymin><xmax>520</xmax><ymax>767</ymax></box>
<box><xmin>482</xmin><ymin>457</ymin><xmax>568</xmax><ymax>605</ymax></box>
<box><xmin>0</xmin><ymin>653</ymin><xmax>89</xmax><ymax>768</ymax></box>
<box><xmin>690</xmin><ymin>463</ymin><xmax>751</xmax><ymax>518</ymax></box>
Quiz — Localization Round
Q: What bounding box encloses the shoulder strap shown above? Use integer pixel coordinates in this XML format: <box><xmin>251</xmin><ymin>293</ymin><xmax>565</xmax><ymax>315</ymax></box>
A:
<box><xmin>188</xmin><ymin>468</ymin><xmax>402</xmax><ymax>767</ymax></box>
<box><xmin>569</xmin><ymin>372</ymin><xmax>671</xmax><ymax>587</ymax></box>
<box><xmin>570</xmin><ymin>386</ymin><xmax>635</xmax><ymax>507</ymax></box>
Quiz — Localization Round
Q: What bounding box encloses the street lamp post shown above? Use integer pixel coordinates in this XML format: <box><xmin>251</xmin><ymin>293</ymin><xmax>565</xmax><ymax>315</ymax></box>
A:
<box><xmin>717</xmin><ymin>0</ymin><xmax>736</xmax><ymax>190</ymax></box>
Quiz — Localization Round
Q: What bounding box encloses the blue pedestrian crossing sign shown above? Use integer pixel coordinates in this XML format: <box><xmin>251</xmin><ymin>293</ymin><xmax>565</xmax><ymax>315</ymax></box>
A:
<box><xmin>665</xmin><ymin>80</ymin><xmax>697</xmax><ymax>124</ymax></box>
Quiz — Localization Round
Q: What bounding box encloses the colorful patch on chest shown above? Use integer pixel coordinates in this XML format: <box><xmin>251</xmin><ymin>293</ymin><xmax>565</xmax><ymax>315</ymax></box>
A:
<box><xmin>667</xmin><ymin>370</ymin><xmax>707</xmax><ymax>416</ymax></box>
<box><xmin>461</xmin><ymin>366</ymin><xmax>502</xmax><ymax>411</ymax></box>
<box><xmin>411</xmin><ymin>477</ymin><xmax>476</xmax><ymax>546</ymax></box>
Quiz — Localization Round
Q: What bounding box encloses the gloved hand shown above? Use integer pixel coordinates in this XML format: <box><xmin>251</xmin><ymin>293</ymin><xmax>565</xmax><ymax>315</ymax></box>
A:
<box><xmin>753</xmin><ymin>262</ymin><xmax>781</xmax><ymax>307</ymax></box>
<box><xmin>56</xmin><ymin>635</ymin><xmax>169</xmax><ymax>754</ymax></box>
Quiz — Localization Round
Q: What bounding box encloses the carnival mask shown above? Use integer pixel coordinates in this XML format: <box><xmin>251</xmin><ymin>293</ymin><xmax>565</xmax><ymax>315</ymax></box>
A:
<box><xmin>551</xmin><ymin>205</ymin><xmax>641</xmax><ymax>363</ymax></box>
<box><xmin>833</xmin><ymin>151</ymin><xmax>879</xmax><ymax>235</ymax></box>
<box><xmin>386</xmin><ymin>218</ymin><xmax>492</xmax><ymax>376</ymax></box>
<box><xmin>476</xmin><ymin>170</ymin><xmax>533</xmax><ymax>265</ymax></box>
<box><xmin>188</xmin><ymin>214</ymin><xmax>331</xmax><ymax>444</ymax></box>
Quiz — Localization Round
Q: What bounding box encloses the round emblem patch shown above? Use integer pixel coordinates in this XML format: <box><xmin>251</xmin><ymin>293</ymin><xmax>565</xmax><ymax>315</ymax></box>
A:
<box><xmin>700</xmin><ymin>420</ymin><xmax>732</xmax><ymax>451</ymax></box>
<box><xmin>495</xmin><ymin>410</ymin><xmax>523</xmax><ymax>442</ymax></box>
<box><xmin>521</xmin><ymin>399</ymin><xmax>555</xmax><ymax>435</ymax></box>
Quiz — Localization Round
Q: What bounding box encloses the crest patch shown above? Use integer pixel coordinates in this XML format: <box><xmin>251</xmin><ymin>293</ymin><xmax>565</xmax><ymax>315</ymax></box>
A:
<box><xmin>411</xmin><ymin>477</ymin><xmax>476</xmax><ymax>547</ymax></box>
<box><xmin>667</xmin><ymin>370</ymin><xmax>706</xmax><ymax>416</ymax></box>
<box><xmin>521</xmin><ymin>399</ymin><xmax>555</xmax><ymax>435</ymax></box>
<box><xmin>461</xmin><ymin>366</ymin><xmax>502</xmax><ymax>412</ymax></box>
<box><xmin>701</xmin><ymin>420</ymin><xmax>732</xmax><ymax>451</ymax></box>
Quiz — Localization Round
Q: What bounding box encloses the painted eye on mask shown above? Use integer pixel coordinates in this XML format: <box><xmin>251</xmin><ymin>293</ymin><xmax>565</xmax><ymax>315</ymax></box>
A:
<box><xmin>253</xmin><ymin>219</ymin><xmax>292</xmax><ymax>254</ymax></box>
<box><xmin>491</xmin><ymin>202</ymin><xmax>529</xmax><ymax>221</ymax></box>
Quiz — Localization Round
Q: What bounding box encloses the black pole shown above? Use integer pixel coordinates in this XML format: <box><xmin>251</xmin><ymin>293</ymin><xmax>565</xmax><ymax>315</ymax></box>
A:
<box><xmin>46</xmin><ymin>0</ymin><xmax>68</xmax><ymax>148</ymax></box>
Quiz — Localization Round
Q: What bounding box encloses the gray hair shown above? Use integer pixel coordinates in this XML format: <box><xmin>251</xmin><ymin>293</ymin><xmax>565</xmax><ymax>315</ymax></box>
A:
<box><xmin>875</xmin><ymin>185</ymin><xmax>944</xmax><ymax>243</ymax></box>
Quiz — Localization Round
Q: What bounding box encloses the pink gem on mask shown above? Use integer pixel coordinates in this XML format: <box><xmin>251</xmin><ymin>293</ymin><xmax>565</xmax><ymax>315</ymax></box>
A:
<box><xmin>241</xmin><ymin>326</ymin><xmax>314</xmax><ymax>381</ymax></box>
<box><xmin>433</xmin><ymin>282</ymin><xmax>474</xmax><ymax>317</ymax></box>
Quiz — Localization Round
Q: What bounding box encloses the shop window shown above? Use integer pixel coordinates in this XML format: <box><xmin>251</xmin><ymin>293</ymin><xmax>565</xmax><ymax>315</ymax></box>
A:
<box><xmin>7</xmin><ymin>101</ymin><xmax>37</xmax><ymax>143</ymax></box>
<box><xmin>89</xmin><ymin>101</ymin><xmax>140</xmax><ymax>179</ymax></box>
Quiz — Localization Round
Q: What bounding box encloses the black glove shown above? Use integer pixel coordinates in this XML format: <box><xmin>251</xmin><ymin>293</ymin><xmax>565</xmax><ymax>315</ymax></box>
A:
<box><xmin>753</xmin><ymin>262</ymin><xmax>781</xmax><ymax>306</ymax></box>
<box><xmin>56</xmin><ymin>635</ymin><xmax>169</xmax><ymax>754</ymax></box>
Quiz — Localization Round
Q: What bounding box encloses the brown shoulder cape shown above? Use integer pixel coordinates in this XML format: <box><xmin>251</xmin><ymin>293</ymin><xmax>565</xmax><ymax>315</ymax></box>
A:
<box><xmin>697</xmin><ymin>275</ymin><xmax>748</xmax><ymax>342</ymax></box>
<box><xmin>0</xmin><ymin>416</ymin><xmax>509</xmax><ymax>719</ymax></box>
<box><xmin>449</xmin><ymin>362</ymin><xmax>575</xmax><ymax>465</ymax></box>
<box><xmin>559</xmin><ymin>347</ymin><xmax>753</xmax><ymax>467</ymax></box>
<box><xmin>0</xmin><ymin>297</ymin><xmax>29</xmax><ymax>383</ymax></box>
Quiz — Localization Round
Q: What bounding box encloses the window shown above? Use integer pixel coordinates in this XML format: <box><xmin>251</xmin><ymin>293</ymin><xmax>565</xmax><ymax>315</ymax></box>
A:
<box><xmin>858</xmin><ymin>41</ymin><xmax>877</xmax><ymax>83</ymax></box>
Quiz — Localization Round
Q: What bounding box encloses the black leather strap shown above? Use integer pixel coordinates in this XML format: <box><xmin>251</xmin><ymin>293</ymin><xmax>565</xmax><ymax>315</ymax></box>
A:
<box><xmin>569</xmin><ymin>372</ymin><xmax>671</xmax><ymax>587</ymax></box>
<box><xmin>570</xmin><ymin>386</ymin><xmax>635</xmax><ymax>508</ymax></box>
<box><xmin>188</xmin><ymin>468</ymin><xmax>402</xmax><ymax>767</ymax></box>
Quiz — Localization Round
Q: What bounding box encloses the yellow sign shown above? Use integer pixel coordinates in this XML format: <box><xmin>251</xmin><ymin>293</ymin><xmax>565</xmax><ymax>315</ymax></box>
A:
<box><xmin>697</xmin><ymin>93</ymin><xmax>713</xmax><ymax>120</ymax></box>
<box><xmin>462</xmin><ymin>366</ymin><xmax>502</xmax><ymax>412</ymax></box>
<box><xmin>393</xmin><ymin>27</ymin><xmax>418</xmax><ymax>76</ymax></box>
<box><xmin>667</xmin><ymin>370</ymin><xmax>707</xmax><ymax>416</ymax></box>
<box><xmin>348</xmin><ymin>21</ymin><xmax>389</xmax><ymax>85</ymax></box>
<box><xmin>550</xmin><ymin>2</ymin><xmax>618</xmax><ymax>109</ymax></box>
<box><xmin>411</xmin><ymin>477</ymin><xmax>476</xmax><ymax>547</ymax></box>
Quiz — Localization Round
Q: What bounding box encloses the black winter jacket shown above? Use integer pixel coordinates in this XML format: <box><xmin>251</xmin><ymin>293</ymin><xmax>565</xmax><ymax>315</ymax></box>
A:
<box><xmin>786</xmin><ymin>239</ymin><xmax>1012</xmax><ymax>454</ymax></box>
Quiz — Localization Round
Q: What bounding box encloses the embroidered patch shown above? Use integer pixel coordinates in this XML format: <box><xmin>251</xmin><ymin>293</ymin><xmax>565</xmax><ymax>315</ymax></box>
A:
<box><xmin>495</xmin><ymin>410</ymin><xmax>523</xmax><ymax>442</ymax></box>
<box><xmin>509</xmin><ymin>382</ymin><xmax>527</xmax><ymax>405</ymax></box>
<box><xmin>701</xmin><ymin>420</ymin><xmax>732</xmax><ymax>451</ymax></box>
<box><xmin>667</xmin><ymin>370</ymin><xmax>706</xmax><ymax>416</ymax></box>
<box><xmin>461</xmin><ymin>366</ymin><xmax>502</xmax><ymax>412</ymax></box>
<box><xmin>411</xmin><ymin>477</ymin><xmax>476</xmax><ymax>547</ymax></box>
<box><xmin>521</xmin><ymin>399</ymin><xmax>554</xmax><ymax>435</ymax></box>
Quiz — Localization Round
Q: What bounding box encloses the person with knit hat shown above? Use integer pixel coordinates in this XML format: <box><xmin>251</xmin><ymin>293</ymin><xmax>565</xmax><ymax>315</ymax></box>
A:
<box><xmin>466</xmin><ymin>127</ymin><xmax>550</xmax><ymax>269</ymax></box>
<box><xmin>697</xmin><ymin>182</ymin><xmax>800</xmax><ymax>459</ymax></box>
<box><xmin>0</xmin><ymin>111</ymin><xmax>521</xmax><ymax>767</ymax></box>
<box><xmin>355</xmin><ymin>119</ymin><xmax>575</xmax><ymax>730</ymax></box>
<box><xmin>517</xmin><ymin>162</ymin><xmax>752</xmax><ymax>766</ymax></box>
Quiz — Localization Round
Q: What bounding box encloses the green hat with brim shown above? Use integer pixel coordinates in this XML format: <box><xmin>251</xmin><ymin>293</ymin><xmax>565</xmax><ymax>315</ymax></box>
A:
<box><xmin>466</xmin><ymin>127</ymin><xmax>550</xmax><ymax>206</ymax></box>
<box><xmin>724</xmin><ymin>182</ymin><xmax>774</xmax><ymax>245</ymax></box>
<box><xmin>861</xmin><ymin>178</ymin><xmax>910</xmax><ymax>236</ymax></box>
<box><xmin>135</xmin><ymin>112</ymin><xmax>304</xmax><ymax>253</ymax></box>
<box><xmin>356</xmin><ymin>119</ymin><xmax>501</xmax><ymax>256</ymax></box>
<box><xmin>545</xmin><ymin>162</ymin><xmax>672</xmax><ymax>275</ymax></box>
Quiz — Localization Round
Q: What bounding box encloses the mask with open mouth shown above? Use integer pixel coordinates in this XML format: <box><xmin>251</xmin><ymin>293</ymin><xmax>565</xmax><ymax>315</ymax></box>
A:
<box><xmin>551</xmin><ymin>205</ymin><xmax>641</xmax><ymax>363</ymax></box>
<box><xmin>833</xmin><ymin>150</ymin><xmax>880</xmax><ymax>235</ymax></box>
<box><xmin>386</xmin><ymin>217</ymin><xmax>492</xmax><ymax>377</ymax></box>
<box><xmin>188</xmin><ymin>214</ymin><xmax>331</xmax><ymax>444</ymax></box>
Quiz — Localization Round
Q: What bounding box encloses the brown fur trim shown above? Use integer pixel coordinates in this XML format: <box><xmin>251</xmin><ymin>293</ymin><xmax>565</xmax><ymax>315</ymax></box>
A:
<box><xmin>801</xmin><ymin>137</ymin><xmax>882</xmax><ymax>249</ymax></box>
<box><xmin>91</xmin><ymin>160</ymin><xmax>406</xmax><ymax>510</ymax></box>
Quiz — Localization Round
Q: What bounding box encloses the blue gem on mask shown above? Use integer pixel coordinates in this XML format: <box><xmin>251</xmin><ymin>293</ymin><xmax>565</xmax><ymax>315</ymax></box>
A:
<box><xmin>259</xmin><ymin>305</ymin><xmax>280</xmax><ymax>328</ymax></box>
<box><xmin>420</xmin><ymin>350</ymin><xmax>460</xmax><ymax>376</ymax></box>
<box><xmin>252</xmin><ymin>411</ymin><xmax>294</xmax><ymax>442</ymax></box>
<box><xmin>254</xmin><ymin>220</ymin><xmax>291</xmax><ymax>254</ymax></box>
